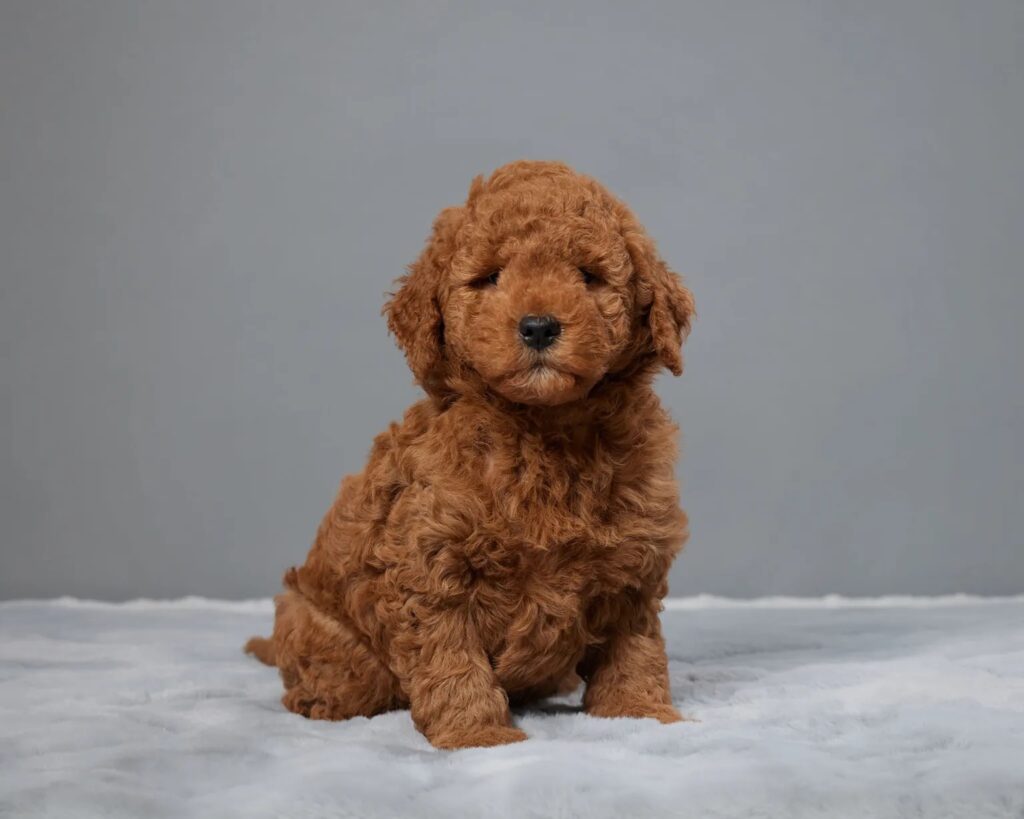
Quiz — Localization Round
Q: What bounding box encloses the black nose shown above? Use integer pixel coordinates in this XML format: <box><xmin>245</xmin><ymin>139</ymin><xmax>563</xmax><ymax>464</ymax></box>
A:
<box><xmin>518</xmin><ymin>314</ymin><xmax>561</xmax><ymax>351</ymax></box>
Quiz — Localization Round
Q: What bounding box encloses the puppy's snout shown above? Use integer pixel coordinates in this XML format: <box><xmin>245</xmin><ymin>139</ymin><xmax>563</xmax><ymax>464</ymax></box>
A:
<box><xmin>518</xmin><ymin>315</ymin><xmax>561</xmax><ymax>351</ymax></box>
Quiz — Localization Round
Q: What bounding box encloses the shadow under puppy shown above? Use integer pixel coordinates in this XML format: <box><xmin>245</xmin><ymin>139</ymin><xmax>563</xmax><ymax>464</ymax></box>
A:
<box><xmin>246</xmin><ymin>160</ymin><xmax>696</xmax><ymax>749</ymax></box>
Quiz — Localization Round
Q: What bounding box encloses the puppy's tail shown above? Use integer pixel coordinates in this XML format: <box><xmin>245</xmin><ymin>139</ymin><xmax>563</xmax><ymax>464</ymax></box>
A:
<box><xmin>244</xmin><ymin>635</ymin><xmax>277</xmax><ymax>666</ymax></box>
<box><xmin>245</xmin><ymin>568</ymin><xmax>303</xmax><ymax>666</ymax></box>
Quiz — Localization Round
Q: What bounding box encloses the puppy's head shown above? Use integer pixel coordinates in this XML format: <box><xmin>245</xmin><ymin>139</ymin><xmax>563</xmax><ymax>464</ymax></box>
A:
<box><xmin>385</xmin><ymin>161</ymin><xmax>694</xmax><ymax>406</ymax></box>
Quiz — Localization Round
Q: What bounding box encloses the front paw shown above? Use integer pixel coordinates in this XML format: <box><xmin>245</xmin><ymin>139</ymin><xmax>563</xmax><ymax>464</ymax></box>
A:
<box><xmin>587</xmin><ymin>701</ymin><xmax>685</xmax><ymax>724</ymax></box>
<box><xmin>429</xmin><ymin>724</ymin><xmax>528</xmax><ymax>750</ymax></box>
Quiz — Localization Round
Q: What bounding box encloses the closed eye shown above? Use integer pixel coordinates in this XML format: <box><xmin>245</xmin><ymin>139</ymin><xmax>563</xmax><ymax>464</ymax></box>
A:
<box><xmin>579</xmin><ymin>267</ymin><xmax>600</xmax><ymax>285</ymax></box>
<box><xmin>471</xmin><ymin>269</ymin><xmax>501</xmax><ymax>288</ymax></box>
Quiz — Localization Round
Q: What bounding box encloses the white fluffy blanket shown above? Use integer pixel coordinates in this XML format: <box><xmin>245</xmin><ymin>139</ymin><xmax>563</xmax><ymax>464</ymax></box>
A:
<box><xmin>1</xmin><ymin>596</ymin><xmax>1022</xmax><ymax>818</ymax></box>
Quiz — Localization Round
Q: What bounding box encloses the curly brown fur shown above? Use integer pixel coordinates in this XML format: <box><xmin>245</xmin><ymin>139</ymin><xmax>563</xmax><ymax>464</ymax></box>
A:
<box><xmin>247</xmin><ymin>160</ymin><xmax>696</xmax><ymax>749</ymax></box>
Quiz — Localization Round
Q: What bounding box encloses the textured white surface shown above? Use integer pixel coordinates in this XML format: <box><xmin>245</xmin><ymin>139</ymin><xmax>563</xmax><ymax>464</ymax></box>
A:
<box><xmin>1</xmin><ymin>597</ymin><xmax>1023</xmax><ymax>819</ymax></box>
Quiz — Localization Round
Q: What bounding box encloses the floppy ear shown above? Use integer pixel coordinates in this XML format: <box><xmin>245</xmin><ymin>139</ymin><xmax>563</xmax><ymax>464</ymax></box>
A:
<box><xmin>383</xmin><ymin>205</ymin><xmax>465</xmax><ymax>396</ymax></box>
<box><xmin>624</xmin><ymin>222</ymin><xmax>696</xmax><ymax>376</ymax></box>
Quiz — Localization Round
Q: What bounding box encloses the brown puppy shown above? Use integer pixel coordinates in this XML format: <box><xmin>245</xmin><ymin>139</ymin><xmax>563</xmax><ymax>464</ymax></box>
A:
<box><xmin>246</xmin><ymin>160</ymin><xmax>695</xmax><ymax>749</ymax></box>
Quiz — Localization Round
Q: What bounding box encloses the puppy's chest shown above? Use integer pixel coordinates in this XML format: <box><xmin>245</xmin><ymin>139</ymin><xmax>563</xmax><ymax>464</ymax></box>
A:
<box><xmin>464</xmin><ymin>537</ymin><xmax>650</xmax><ymax>691</ymax></box>
<box><xmin>451</xmin><ymin>433</ymin><xmax>670</xmax><ymax>669</ymax></box>
<box><xmin>481</xmin><ymin>439</ymin><xmax>624</xmax><ymax>537</ymax></box>
<box><xmin>468</xmin><ymin>438</ymin><xmax>658</xmax><ymax>577</ymax></box>
<box><xmin>467</xmin><ymin>549</ymin><xmax>592</xmax><ymax>680</ymax></box>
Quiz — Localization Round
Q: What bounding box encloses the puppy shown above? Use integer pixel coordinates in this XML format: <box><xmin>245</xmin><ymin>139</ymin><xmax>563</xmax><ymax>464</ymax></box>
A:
<box><xmin>246</xmin><ymin>160</ymin><xmax>695</xmax><ymax>749</ymax></box>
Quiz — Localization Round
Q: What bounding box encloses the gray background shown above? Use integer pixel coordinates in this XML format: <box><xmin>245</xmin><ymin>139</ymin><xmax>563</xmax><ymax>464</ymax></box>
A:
<box><xmin>2</xmin><ymin>1</ymin><xmax>1022</xmax><ymax>601</ymax></box>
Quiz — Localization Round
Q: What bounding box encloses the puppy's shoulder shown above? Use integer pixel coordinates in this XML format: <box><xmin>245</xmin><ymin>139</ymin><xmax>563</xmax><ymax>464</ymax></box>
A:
<box><xmin>371</xmin><ymin>398</ymin><xmax>439</xmax><ymax>451</ymax></box>
<box><xmin>362</xmin><ymin>396</ymin><xmax>485</xmax><ymax>483</ymax></box>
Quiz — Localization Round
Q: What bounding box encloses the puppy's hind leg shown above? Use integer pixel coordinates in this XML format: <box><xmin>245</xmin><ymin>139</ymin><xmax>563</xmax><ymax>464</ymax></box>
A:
<box><xmin>272</xmin><ymin>590</ymin><xmax>404</xmax><ymax>721</ymax></box>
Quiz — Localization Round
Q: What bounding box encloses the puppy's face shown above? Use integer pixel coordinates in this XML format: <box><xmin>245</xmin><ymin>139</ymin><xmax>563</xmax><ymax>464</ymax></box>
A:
<box><xmin>386</xmin><ymin>162</ymin><xmax>694</xmax><ymax>406</ymax></box>
<box><xmin>440</xmin><ymin>192</ymin><xmax>638</xmax><ymax>406</ymax></box>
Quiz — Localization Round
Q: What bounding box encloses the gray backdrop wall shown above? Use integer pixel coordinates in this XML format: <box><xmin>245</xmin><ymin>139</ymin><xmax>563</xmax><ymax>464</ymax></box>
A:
<box><xmin>2</xmin><ymin>1</ymin><xmax>1022</xmax><ymax>600</ymax></box>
